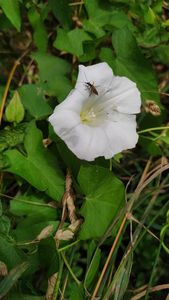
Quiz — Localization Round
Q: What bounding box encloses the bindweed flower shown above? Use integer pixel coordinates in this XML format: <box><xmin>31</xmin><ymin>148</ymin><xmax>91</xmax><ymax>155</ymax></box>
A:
<box><xmin>49</xmin><ymin>63</ymin><xmax>141</xmax><ymax>161</ymax></box>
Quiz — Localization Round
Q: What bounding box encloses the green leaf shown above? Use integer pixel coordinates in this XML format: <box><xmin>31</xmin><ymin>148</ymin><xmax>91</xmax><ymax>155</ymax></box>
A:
<box><xmin>19</xmin><ymin>84</ymin><xmax>52</xmax><ymax>119</ymax></box>
<box><xmin>111</xmin><ymin>27</ymin><xmax>160</xmax><ymax>104</ymax></box>
<box><xmin>83</xmin><ymin>19</ymin><xmax>105</xmax><ymax>39</ymax></box>
<box><xmin>85</xmin><ymin>0</ymin><xmax>131</xmax><ymax>30</ymax></box>
<box><xmin>32</xmin><ymin>53</ymin><xmax>71</xmax><ymax>81</ymax></box>
<box><xmin>144</xmin><ymin>7</ymin><xmax>156</xmax><ymax>25</ymax></box>
<box><xmin>0</xmin><ymin>123</ymin><xmax>26</xmax><ymax>152</ymax></box>
<box><xmin>13</xmin><ymin>220</ymin><xmax>57</xmax><ymax>242</ymax></box>
<box><xmin>0</xmin><ymin>216</ymin><xmax>10</xmax><ymax>235</ymax></box>
<box><xmin>39</xmin><ymin>238</ymin><xmax>59</xmax><ymax>276</ymax></box>
<box><xmin>162</xmin><ymin>19</ymin><xmax>169</xmax><ymax>27</ymax></box>
<box><xmin>79</xmin><ymin>42</ymin><xmax>97</xmax><ymax>63</ymax></box>
<box><xmin>28</xmin><ymin>8</ymin><xmax>47</xmax><ymax>52</ymax></box>
<box><xmin>10</xmin><ymin>194</ymin><xmax>58</xmax><ymax>241</ymax></box>
<box><xmin>49</xmin><ymin>126</ymin><xmax>80</xmax><ymax>176</ymax></box>
<box><xmin>0</xmin><ymin>153</ymin><xmax>9</xmax><ymax>170</ymax></box>
<box><xmin>84</xmin><ymin>248</ymin><xmax>101</xmax><ymax>288</ymax></box>
<box><xmin>160</xmin><ymin>130</ymin><xmax>169</xmax><ymax>145</ymax></box>
<box><xmin>84</xmin><ymin>0</ymin><xmax>110</xmax><ymax>26</ymax></box>
<box><xmin>5</xmin><ymin>91</ymin><xmax>25</xmax><ymax>123</ymax></box>
<box><xmin>5</xmin><ymin>122</ymin><xmax>64</xmax><ymax>201</ymax></box>
<box><xmin>78</xmin><ymin>165</ymin><xmax>125</xmax><ymax>239</ymax></box>
<box><xmin>139</xmin><ymin>137</ymin><xmax>162</xmax><ymax>156</ymax></box>
<box><xmin>0</xmin><ymin>0</ymin><xmax>21</xmax><ymax>31</ymax></box>
<box><xmin>153</xmin><ymin>0</ymin><xmax>163</xmax><ymax>13</ymax></box>
<box><xmin>99</xmin><ymin>47</ymin><xmax>116</xmax><ymax>68</ymax></box>
<box><xmin>10</xmin><ymin>194</ymin><xmax>56</xmax><ymax>219</ymax></box>
<box><xmin>46</xmin><ymin>76</ymin><xmax>72</xmax><ymax>102</ymax></box>
<box><xmin>32</xmin><ymin>53</ymin><xmax>72</xmax><ymax>101</ymax></box>
<box><xmin>0</xmin><ymin>236</ymin><xmax>23</xmax><ymax>269</ymax></box>
<box><xmin>54</xmin><ymin>28</ymin><xmax>92</xmax><ymax>57</ymax></box>
<box><xmin>69</xmin><ymin>283</ymin><xmax>84</xmax><ymax>300</ymax></box>
<box><xmin>137</xmin><ymin>27</ymin><xmax>161</xmax><ymax>48</ymax></box>
<box><xmin>49</xmin><ymin>0</ymin><xmax>72</xmax><ymax>29</ymax></box>
<box><xmin>0</xmin><ymin>262</ymin><xmax>28</xmax><ymax>299</ymax></box>
<box><xmin>109</xmin><ymin>11</ymin><xmax>132</xmax><ymax>28</ymax></box>
<box><xmin>152</xmin><ymin>45</ymin><xmax>169</xmax><ymax>64</ymax></box>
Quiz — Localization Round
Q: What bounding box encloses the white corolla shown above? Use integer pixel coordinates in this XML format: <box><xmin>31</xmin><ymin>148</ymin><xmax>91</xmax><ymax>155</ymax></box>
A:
<box><xmin>49</xmin><ymin>63</ymin><xmax>141</xmax><ymax>161</ymax></box>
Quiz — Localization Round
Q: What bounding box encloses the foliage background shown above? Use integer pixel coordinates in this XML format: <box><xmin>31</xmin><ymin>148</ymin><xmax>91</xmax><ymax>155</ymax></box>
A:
<box><xmin>0</xmin><ymin>0</ymin><xmax>169</xmax><ymax>299</ymax></box>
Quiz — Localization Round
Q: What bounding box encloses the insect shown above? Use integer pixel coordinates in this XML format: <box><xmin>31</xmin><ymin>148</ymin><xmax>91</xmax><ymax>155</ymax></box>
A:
<box><xmin>85</xmin><ymin>82</ymin><xmax>99</xmax><ymax>96</ymax></box>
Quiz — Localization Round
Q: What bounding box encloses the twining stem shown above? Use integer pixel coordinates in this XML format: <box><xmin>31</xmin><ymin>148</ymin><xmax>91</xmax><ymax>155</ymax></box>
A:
<box><xmin>60</xmin><ymin>252</ymin><xmax>80</xmax><ymax>285</ymax></box>
<box><xmin>60</xmin><ymin>248</ymin><xmax>76</xmax><ymax>300</ymax></box>
<box><xmin>58</xmin><ymin>240</ymin><xmax>80</xmax><ymax>252</ymax></box>
<box><xmin>142</xmin><ymin>90</ymin><xmax>169</xmax><ymax>96</ymax></box>
<box><xmin>0</xmin><ymin>60</ymin><xmax>20</xmax><ymax>125</ymax></box>
<box><xmin>52</xmin><ymin>257</ymin><xmax>64</xmax><ymax>300</ymax></box>
<box><xmin>138</xmin><ymin>126</ymin><xmax>169</xmax><ymax>134</ymax></box>
<box><xmin>109</xmin><ymin>158</ymin><xmax>113</xmax><ymax>171</ymax></box>
<box><xmin>91</xmin><ymin>213</ymin><xmax>128</xmax><ymax>300</ymax></box>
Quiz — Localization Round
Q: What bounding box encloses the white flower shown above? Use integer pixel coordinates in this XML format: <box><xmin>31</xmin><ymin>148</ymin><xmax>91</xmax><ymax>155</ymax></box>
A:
<box><xmin>49</xmin><ymin>63</ymin><xmax>141</xmax><ymax>161</ymax></box>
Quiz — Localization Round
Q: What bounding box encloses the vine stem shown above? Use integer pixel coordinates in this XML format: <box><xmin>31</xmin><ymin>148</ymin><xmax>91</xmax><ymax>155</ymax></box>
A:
<box><xmin>138</xmin><ymin>126</ymin><xmax>169</xmax><ymax>134</ymax></box>
<box><xmin>0</xmin><ymin>60</ymin><xmax>20</xmax><ymax>125</ymax></box>
<box><xmin>58</xmin><ymin>240</ymin><xmax>80</xmax><ymax>252</ymax></box>
<box><xmin>52</xmin><ymin>257</ymin><xmax>64</xmax><ymax>300</ymax></box>
<box><xmin>60</xmin><ymin>252</ymin><xmax>81</xmax><ymax>285</ymax></box>
<box><xmin>109</xmin><ymin>158</ymin><xmax>113</xmax><ymax>171</ymax></box>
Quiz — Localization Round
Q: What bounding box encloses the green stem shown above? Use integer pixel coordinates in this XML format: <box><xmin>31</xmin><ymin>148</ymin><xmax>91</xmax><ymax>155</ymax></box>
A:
<box><xmin>58</xmin><ymin>240</ymin><xmax>80</xmax><ymax>252</ymax></box>
<box><xmin>60</xmin><ymin>248</ymin><xmax>76</xmax><ymax>300</ymax></box>
<box><xmin>138</xmin><ymin>126</ymin><xmax>169</xmax><ymax>134</ymax></box>
<box><xmin>109</xmin><ymin>158</ymin><xmax>113</xmax><ymax>171</ymax></box>
<box><xmin>60</xmin><ymin>252</ymin><xmax>81</xmax><ymax>285</ymax></box>
<box><xmin>160</xmin><ymin>224</ymin><xmax>169</xmax><ymax>254</ymax></box>
<box><xmin>52</xmin><ymin>255</ymin><xmax>64</xmax><ymax>300</ymax></box>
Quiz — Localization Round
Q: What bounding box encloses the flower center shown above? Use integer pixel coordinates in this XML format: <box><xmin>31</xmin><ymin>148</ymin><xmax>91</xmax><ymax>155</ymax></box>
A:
<box><xmin>80</xmin><ymin>92</ymin><xmax>118</xmax><ymax>126</ymax></box>
<box><xmin>80</xmin><ymin>100</ymin><xmax>108</xmax><ymax>126</ymax></box>
<box><xmin>80</xmin><ymin>108</ymin><xmax>97</xmax><ymax>124</ymax></box>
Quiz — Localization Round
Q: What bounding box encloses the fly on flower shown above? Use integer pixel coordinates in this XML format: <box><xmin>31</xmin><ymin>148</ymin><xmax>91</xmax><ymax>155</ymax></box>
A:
<box><xmin>85</xmin><ymin>82</ymin><xmax>99</xmax><ymax>96</ymax></box>
<box><xmin>83</xmin><ymin>69</ymin><xmax>99</xmax><ymax>96</ymax></box>
<box><xmin>49</xmin><ymin>62</ymin><xmax>141</xmax><ymax>161</ymax></box>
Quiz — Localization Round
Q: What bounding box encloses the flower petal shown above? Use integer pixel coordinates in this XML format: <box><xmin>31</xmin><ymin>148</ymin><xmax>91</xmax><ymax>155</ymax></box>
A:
<box><xmin>49</xmin><ymin>103</ymin><xmax>110</xmax><ymax>161</ymax></box>
<box><xmin>49</xmin><ymin>108</ymin><xmax>81</xmax><ymax>139</ymax></box>
<box><xmin>49</xmin><ymin>107</ymin><xmax>138</xmax><ymax>161</ymax></box>
<box><xmin>50</xmin><ymin>89</ymin><xmax>86</xmax><ymax>114</ymax></box>
<box><xmin>75</xmin><ymin>63</ymin><xmax>114</xmax><ymax>97</ymax></box>
<box><xmin>101</xmin><ymin>112</ymin><xmax>138</xmax><ymax>159</ymax></box>
<box><xmin>67</xmin><ymin>125</ymin><xmax>108</xmax><ymax>161</ymax></box>
<box><xmin>104</xmin><ymin>76</ymin><xmax>141</xmax><ymax>114</ymax></box>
